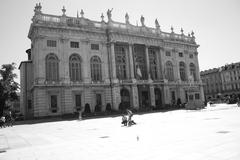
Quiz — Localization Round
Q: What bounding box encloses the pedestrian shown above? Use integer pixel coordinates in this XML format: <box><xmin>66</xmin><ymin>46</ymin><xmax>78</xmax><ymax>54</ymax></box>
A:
<box><xmin>121</xmin><ymin>115</ymin><xmax>128</xmax><ymax>126</ymax></box>
<box><xmin>126</xmin><ymin>109</ymin><xmax>136</xmax><ymax>126</ymax></box>
<box><xmin>177</xmin><ymin>98</ymin><xmax>182</xmax><ymax>108</ymax></box>
<box><xmin>126</xmin><ymin>109</ymin><xmax>133</xmax><ymax>120</ymax></box>
<box><xmin>0</xmin><ymin>116</ymin><xmax>6</xmax><ymax>128</ymax></box>
<box><xmin>237</xmin><ymin>98</ymin><xmax>240</xmax><ymax>107</ymax></box>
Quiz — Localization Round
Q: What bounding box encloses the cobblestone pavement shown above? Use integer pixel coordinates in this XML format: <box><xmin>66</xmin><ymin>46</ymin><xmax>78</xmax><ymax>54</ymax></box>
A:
<box><xmin>0</xmin><ymin>104</ymin><xmax>240</xmax><ymax>160</ymax></box>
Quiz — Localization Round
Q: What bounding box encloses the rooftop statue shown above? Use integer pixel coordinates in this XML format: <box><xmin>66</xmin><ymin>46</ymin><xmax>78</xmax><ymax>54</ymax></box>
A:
<box><xmin>140</xmin><ymin>15</ymin><xmax>145</xmax><ymax>26</ymax></box>
<box><xmin>101</xmin><ymin>13</ymin><xmax>104</xmax><ymax>22</ymax></box>
<box><xmin>80</xmin><ymin>9</ymin><xmax>84</xmax><ymax>18</ymax></box>
<box><xmin>34</xmin><ymin>3</ymin><xmax>42</xmax><ymax>14</ymax></box>
<box><xmin>107</xmin><ymin>8</ymin><xmax>113</xmax><ymax>21</ymax></box>
<box><xmin>125</xmin><ymin>13</ymin><xmax>129</xmax><ymax>24</ymax></box>
<box><xmin>155</xmin><ymin>19</ymin><xmax>160</xmax><ymax>29</ymax></box>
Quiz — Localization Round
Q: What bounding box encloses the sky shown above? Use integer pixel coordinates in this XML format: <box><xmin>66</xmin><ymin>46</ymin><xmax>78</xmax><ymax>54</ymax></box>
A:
<box><xmin>0</xmin><ymin>0</ymin><xmax>240</xmax><ymax>83</ymax></box>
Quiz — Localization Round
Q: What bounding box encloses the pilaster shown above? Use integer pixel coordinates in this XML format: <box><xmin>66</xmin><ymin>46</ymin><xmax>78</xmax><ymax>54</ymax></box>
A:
<box><xmin>195</xmin><ymin>51</ymin><xmax>201</xmax><ymax>81</ymax></box>
<box><xmin>163</xmin><ymin>85</ymin><xmax>170</xmax><ymax>104</ymax></box>
<box><xmin>145</xmin><ymin>45</ymin><xmax>150</xmax><ymax>80</ymax></box>
<box><xmin>172</xmin><ymin>48</ymin><xmax>180</xmax><ymax>82</ymax></box>
<box><xmin>111</xmin><ymin>86</ymin><xmax>121</xmax><ymax>110</ymax></box>
<box><xmin>128</xmin><ymin>43</ymin><xmax>136</xmax><ymax>81</ymax></box>
<box><xmin>131</xmin><ymin>85</ymin><xmax>139</xmax><ymax>109</ymax></box>
<box><xmin>150</xmin><ymin>85</ymin><xmax>156</xmax><ymax>106</ymax></box>
<box><xmin>200</xmin><ymin>85</ymin><xmax>205</xmax><ymax>101</ymax></box>
<box><xmin>82</xmin><ymin>40</ymin><xmax>91</xmax><ymax>83</ymax></box>
<box><xmin>110</xmin><ymin>42</ymin><xmax>118</xmax><ymax>83</ymax></box>
<box><xmin>159</xmin><ymin>47</ymin><xmax>165</xmax><ymax>80</ymax></box>
<box><xmin>60</xmin><ymin>37</ymin><xmax>70</xmax><ymax>83</ymax></box>
<box><xmin>33</xmin><ymin>35</ymin><xmax>45</xmax><ymax>84</ymax></box>
<box><xmin>156</xmin><ymin>48</ymin><xmax>161</xmax><ymax>80</ymax></box>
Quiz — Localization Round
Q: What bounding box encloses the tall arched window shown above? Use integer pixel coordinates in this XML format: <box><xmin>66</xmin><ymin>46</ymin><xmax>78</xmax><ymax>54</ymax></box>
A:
<box><xmin>165</xmin><ymin>61</ymin><xmax>174</xmax><ymax>81</ymax></box>
<box><xmin>90</xmin><ymin>56</ymin><xmax>102</xmax><ymax>81</ymax></box>
<box><xmin>134</xmin><ymin>45</ymin><xmax>147</xmax><ymax>80</ymax></box>
<box><xmin>190</xmin><ymin>63</ymin><xmax>197</xmax><ymax>81</ymax></box>
<box><xmin>179</xmin><ymin>62</ymin><xmax>186</xmax><ymax>81</ymax></box>
<box><xmin>115</xmin><ymin>45</ymin><xmax>127</xmax><ymax>80</ymax></box>
<box><xmin>149</xmin><ymin>48</ymin><xmax>158</xmax><ymax>80</ymax></box>
<box><xmin>46</xmin><ymin>53</ymin><xmax>59</xmax><ymax>81</ymax></box>
<box><xmin>69</xmin><ymin>54</ymin><xmax>82</xmax><ymax>81</ymax></box>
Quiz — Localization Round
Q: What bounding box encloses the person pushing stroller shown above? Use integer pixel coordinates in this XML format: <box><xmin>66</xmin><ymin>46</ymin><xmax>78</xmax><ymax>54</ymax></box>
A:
<box><xmin>121</xmin><ymin>109</ymin><xmax>136</xmax><ymax>126</ymax></box>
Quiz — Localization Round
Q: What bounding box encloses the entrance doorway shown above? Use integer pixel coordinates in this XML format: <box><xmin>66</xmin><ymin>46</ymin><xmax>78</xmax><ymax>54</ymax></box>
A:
<box><xmin>95</xmin><ymin>94</ymin><xmax>102</xmax><ymax>112</ymax></box>
<box><xmin>141</xmin><ymin>91</ymin><xmax>150</xmax><ymax>108</ymax></box>
<box><xmin>155</xmin><ymin>88</ymin><xmax>162</xmax><ymax>109</ymax></box>
<box><xmin>119</xmin><ymin>88</ymin><xmax>130</xmax><ymax>110</ymax></box>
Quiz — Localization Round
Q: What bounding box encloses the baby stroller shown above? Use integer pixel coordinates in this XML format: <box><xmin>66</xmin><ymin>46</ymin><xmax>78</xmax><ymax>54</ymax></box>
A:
<box><xmin>121</xmin><ymin>115</ymin><xmax>128</xmax><ymax>126</ymax></box>
<box><xmin>121</xmin><ymin>109</ymin><xmax>136</xmax><ymax>127</ymax></box>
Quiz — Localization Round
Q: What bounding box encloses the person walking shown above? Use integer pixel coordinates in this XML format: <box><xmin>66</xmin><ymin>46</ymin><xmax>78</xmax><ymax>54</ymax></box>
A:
<box><xmin>237</xmin><ymin>97</ymin><xmax>240</xmax><ymax>107</ymax></box>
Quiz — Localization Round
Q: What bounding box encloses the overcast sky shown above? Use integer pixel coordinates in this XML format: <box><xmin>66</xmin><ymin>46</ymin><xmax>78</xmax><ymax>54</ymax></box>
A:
<box><xmin>0</xmin><ymin>0</ymin><xmax>240</xmax><ymax>83</ymax></box>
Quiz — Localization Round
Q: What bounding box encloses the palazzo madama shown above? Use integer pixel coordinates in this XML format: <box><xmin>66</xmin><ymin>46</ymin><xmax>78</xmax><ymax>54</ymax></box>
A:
<box><xmin>19</xmin><ymin>4</ymin><xmax>204</xmax><ymax>118</ymax></box>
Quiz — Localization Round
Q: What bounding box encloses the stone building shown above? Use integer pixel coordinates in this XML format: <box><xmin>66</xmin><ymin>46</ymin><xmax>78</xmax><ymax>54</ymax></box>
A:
<box><xmin>200</xmin><ymin>62</ymin><xmax>240</xmax><ymax>100</ymax></box>
<box><xmin>200</xmin><ymin>68</ymin><xmax>222</xmax><ymax>99</ymax></box>
<box><xmin>19</xmin><ymin>4</ymin><xmax>204</xmax><ymax>118</ymax></box>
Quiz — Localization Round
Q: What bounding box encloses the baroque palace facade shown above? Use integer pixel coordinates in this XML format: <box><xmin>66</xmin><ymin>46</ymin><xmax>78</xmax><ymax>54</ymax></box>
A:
<box><xmin>19</xmin><ymin>4</ymin><xmax>204</xmax><ymax>118</ymax></box>
<box><xmin>201</xmin><ymin>62</ymin><xmax>240</xmax><ymax>99</ymax></box>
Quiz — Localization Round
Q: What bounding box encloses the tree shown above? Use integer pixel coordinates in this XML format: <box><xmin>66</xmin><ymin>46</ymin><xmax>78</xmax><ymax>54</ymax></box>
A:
<box><xmin>0</xmin><ymin>63</ymin><xmax>19</xmax><ymax>116</ymax></box>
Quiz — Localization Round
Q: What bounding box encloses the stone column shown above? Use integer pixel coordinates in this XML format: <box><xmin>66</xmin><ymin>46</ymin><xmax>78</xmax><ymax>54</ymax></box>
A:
<box><xmin>159</xmin><ymin>47</ymin><xmax>165</xmax><ymax>80</ymax></box>
<box><xmin>82</xmin><ymin>40</ymin><xmax>91</xmax><ymax>83</ymax></box>
<box><xmin>110</xmin><ymin>42</ymin><xmax>117</xmax><ymax>83</ymax></box>
<box><xmin>156</xmin><ymin>48</ymin><xmax>161</xmax><ymax>80</ymax></box>
<box><xmin>111</xmin><ymin>86</ymin><xmax>121</xmax><ymax>110</ymax></box>
<box><xmin>128</xmin><ymin>43</ymin><xmax>135</xmax><ymax>80</ymax></box>
<box><xmin>60</xmin><ymin>37</ymin><xmax>70</xmax><ymax>84</ymax></box>
<box><xmin>172</xmin><ymin>49</ymin><xmax>180</xmax><ymax>82</ymax></box>
<box><xmin>34</xmin><ymin>35</ymin><xmax>45</xmax><ymax>84</ymax></box>
<box><xmin>163</xmin><ymin>85</ymin><xmax>170</xmax><ymax>104</ymax></box>
<box><xmin>150</xmin><ymin>85</ymin><xmax>156</xmax><ymax>106</ymax></box>
<box><xmin>131</xmin><ymin>85</ymin><xmax>139</xmax><ymax>109</ymax></box>
<box><xmin>145</xmin><ymin>45</ymin><xmax>150</xmax><ymax>80</ymax></box>
<box><xmin>200</xmin><ymin>85</ymin><xmax>205</xmax><ymax>101</ymax></box>
<box><xmin>195</xmin><ymin>52</ymin><xmax>201</xmax><ymax>81</ymax></box>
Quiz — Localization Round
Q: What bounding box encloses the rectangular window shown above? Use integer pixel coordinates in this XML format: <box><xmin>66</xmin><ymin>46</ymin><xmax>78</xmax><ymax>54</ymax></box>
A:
<box><xmin>47</xmin><ymin>40</ymin><xmax>57</xmax><ymax>47</ymax></box>
<box><xmin>189</xmin><ymin>95</ymin><xmax>194</xmax><ymax>100</ymax></box>
<box><xmin>189</xmin><ymin>54</ymin><xmax>193</xmax><ymax>59</ymax></box>
<box><xmin>50</xmin><ymin>95</ymin><xmax>58</xmax><ymax>113</ymax></box>
<box><xmin>96</xmin><ymin>94</ymin><xmax>102</xmax><ymax>105</ymax></box>
<box><xmin>91</xmin><ymin>44</ymin><xmax>99</xmax><ymax>50</ymax></box>
<box><xmin>195</xmin><ymin>93</ymin><xmax>200</xmax><ymax>100</ymax></box>
<box><xmin>165</xmin><ymin>51</ymin><xmax>171</xmax><ymax>56</ymax></box>
<box><xmin>179</xmin><ymin>52</ymin><xmax>183</xmax><ymax>57</ymax></box>
<box><xmin>171</xmin><ymin>91</ymin><xmax>176</xmax><ymax>101</ymax></box>
<box><xmin>70</xmin><ymin>41</ymin><xmax>79</xmax><ymax>48</ymax></box>
<box><xmin>75</xmin><ymin>94</ymin><xmax>81</xmax><ymax>108</ymax></box>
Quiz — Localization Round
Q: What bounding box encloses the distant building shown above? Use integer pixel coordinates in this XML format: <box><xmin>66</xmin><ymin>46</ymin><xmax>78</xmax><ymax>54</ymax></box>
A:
<box><xmin>200</xmin><ymin>62</ymin><xmax>240</xmax><ymax>100</ymax></box>
<box><xmin>19</xmin><ymin>4</ymin><xmax>204</xmax><ymax>118</ymax></box>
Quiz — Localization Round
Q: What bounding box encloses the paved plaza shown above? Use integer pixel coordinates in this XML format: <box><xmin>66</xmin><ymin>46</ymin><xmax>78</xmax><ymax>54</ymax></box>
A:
<box><xmin>0</xmin><ymin>104</ymin><xmax>240</xmax><ymax>160</ymax></box>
